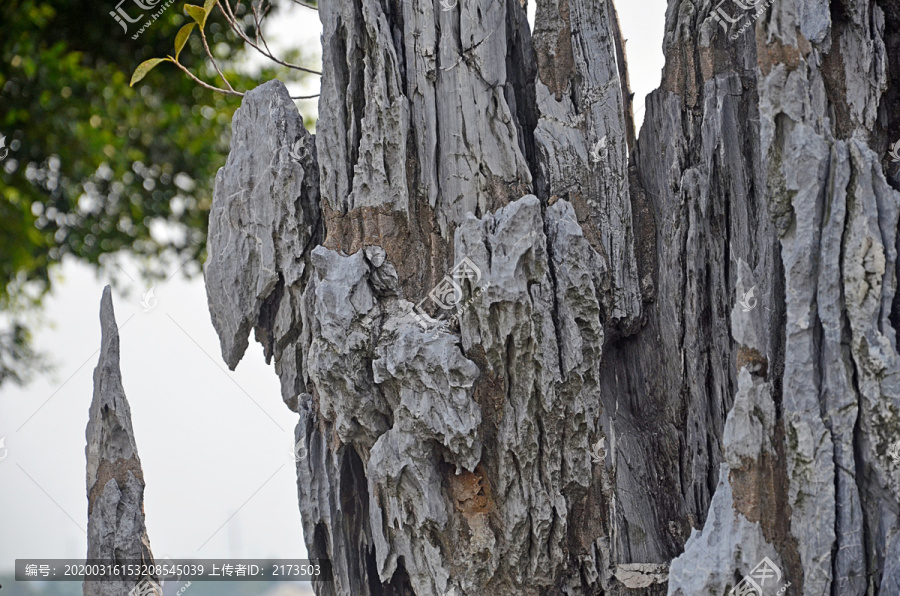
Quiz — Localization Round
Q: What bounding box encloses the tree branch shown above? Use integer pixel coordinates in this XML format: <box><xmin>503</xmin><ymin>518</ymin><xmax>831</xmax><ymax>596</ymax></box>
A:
<box><xmin>171</xmin><ymin>61</ymin><xmax>244</xmax><ymax>97</ymax></box>
<box><xmin>217</xmin><ymin>0</ymin><xmax>322</xmax><ymax>75</ymax></box>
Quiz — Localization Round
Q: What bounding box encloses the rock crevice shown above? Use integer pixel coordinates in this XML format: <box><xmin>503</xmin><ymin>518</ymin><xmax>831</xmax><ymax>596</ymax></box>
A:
<box><xmin>204</xmin><ymin>0</ymin><xmax>900</xmax><ymax>593</ymax></box>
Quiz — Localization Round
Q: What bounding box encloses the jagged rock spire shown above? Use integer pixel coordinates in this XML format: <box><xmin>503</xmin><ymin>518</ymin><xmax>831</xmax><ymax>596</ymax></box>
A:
<box><xmin>85</xmin><ymin>286</ymin><xmax>154</xmax><ymax>596</ymax></box>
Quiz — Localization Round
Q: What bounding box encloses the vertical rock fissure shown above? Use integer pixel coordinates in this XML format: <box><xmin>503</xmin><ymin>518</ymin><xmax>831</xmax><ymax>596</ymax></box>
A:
<box><xmin>203</xmin><ymin>0</ymin><xmax>900</xmax><ymax>593</ymax></box>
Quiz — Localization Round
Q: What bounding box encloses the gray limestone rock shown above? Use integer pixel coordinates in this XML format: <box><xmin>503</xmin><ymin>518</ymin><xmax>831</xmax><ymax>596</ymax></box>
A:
<box><xmin>205</xmin><ymin>79</ymin><xmax>320</xmax><ymax>410</ymax></box>
<box><xmin>667</xmin><ymin>462</ymin><xmax>785</xmax><ymax>596</ymax></box>
<box><xmin>84</xmin><ymin>287</ymin><xmax>155</xmax><ymax>596</ymax></box>
<box><xmin>204</xmin><ymin>0</ymin><xmax>900</xmax><ymax>593</ymax></box>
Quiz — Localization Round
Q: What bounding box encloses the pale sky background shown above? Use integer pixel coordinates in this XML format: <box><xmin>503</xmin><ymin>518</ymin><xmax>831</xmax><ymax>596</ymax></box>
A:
<box><xmin>0</xmin><ymin>0</ymin><xmax>666</xmax><ymax>578</ymax></box>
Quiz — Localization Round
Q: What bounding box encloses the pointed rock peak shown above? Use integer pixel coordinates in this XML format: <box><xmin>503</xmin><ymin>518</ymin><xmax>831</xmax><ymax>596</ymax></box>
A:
<box><xmin>87</xmin><ymin>286</ymin><xmax>139</xmax><ymax>492</ymax></box>
<box><xmin>99</xmin><ymin>285</ymin><xmax>120</xmax><ymax>367</ymax></box>
<box><xmin>85</xmin><ymin>288</ymin><xmax>154</xmax><ymax>590</ymax></box>
<box><xmin>100</xmin><ymin>284</ymin><xmax>115</xmax><ymax>330</ymax></box>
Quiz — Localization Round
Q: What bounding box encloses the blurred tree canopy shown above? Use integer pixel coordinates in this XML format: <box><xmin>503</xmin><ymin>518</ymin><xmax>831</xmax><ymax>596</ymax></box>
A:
<box><xmin>0</xmin><ymin>0</ymin><xmax>317</xmax><ymax>385</ymax></box>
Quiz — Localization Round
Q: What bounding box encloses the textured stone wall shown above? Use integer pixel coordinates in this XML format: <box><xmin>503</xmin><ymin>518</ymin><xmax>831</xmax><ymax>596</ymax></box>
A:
<box><xmin>205</xmin><ymin>0</ymin><xmax>900</xmax><ymax>594</ymax></box>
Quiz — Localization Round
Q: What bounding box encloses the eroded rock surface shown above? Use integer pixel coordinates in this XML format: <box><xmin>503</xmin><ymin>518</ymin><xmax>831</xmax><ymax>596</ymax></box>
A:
<box><xmin>84</xmin><ymin>286</ymin><xmax>155</xmax><ymax>596</ymax></box>
<box><xmin>659</xmin><ymin>0</ymin><xmax>900</xmax><ymax>593</ymax></box>
<box><xmin>205</xmin><ymin>0</ymin><xmax>900</xmax><ymax>593</ymax></box>
<box><xmin>205</xmin><ymin>79</ymin><xmax>321</xmax><ymax>411</ymax></box>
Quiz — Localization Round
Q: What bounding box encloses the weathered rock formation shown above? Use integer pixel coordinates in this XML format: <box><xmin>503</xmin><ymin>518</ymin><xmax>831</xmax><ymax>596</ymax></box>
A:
<box><xmin>205</xmin><ymin>0</ymin><xmax>900</xmax><ymax>593</ymax></box>
<box><xmin>85</xmin><ymin>286</ymin><xmax>155</xmax><ymax>596</ymax></box>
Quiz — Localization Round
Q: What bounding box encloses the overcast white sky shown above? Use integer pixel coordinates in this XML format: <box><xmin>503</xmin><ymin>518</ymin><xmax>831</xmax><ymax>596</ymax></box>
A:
<box><xmin>0</xmin><ymin>0</ymin><xmax>666</xmax><ymax>576</ymax></box>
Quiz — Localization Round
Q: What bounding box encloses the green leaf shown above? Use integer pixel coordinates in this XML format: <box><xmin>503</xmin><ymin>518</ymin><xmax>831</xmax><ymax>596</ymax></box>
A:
<box><xmin>203</xmin><ymin>0</ymin><xmax>218</xmax><ymax>16</ymax></box>
<box><xmin>129</xmin><ymin>57</ymin><xmax>170</xmax><ymax>86</ymax></box>
<box><xmin>184</xmin><ymin>4</ymin><xmax>207</xmax><ymax>29</ymax></box>
<box><xmin>174</xmin><ymin>23</ymin><xmax>196</xmax><ymax>61</ymax></box>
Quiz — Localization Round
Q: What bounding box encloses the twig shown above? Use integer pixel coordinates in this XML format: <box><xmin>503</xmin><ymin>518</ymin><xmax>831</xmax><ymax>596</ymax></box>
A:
<box><xmin>217</xmin><ymin>0</ymin><xmax>322</xmax><ymax>75</ymax></box>
<box><xmin>252</xmin><ymin>1</ymin><xmax>279</xmax><ymax>64</ymax></box>
<box><xmin>199</xmin><ymin>27</ymin><xmax>237</xmax><ymax>92</ymax></box>
<box><xmin>171</xmin><ymin>60</ymin><xmax>244</xmax><ymax>96</ymax></box>
<box><xmin>251</xmin><ymin>3</ymin><xmax>265</xmax><ymax>49</ymax></box>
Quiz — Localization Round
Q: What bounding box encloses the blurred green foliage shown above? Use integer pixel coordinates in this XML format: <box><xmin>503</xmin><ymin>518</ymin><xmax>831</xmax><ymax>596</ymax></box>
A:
<box><xmin>0</xmin><ymin>0</ymin><xmax>317</xmax><ymax>385</ymax></box>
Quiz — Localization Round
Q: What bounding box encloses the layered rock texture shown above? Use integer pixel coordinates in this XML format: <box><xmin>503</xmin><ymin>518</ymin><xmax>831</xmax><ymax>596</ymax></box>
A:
<box><xmin>205</xmin><ymin>0</ymin><xmax>900</xmax><ymax>593</ymax></box>
<box><xmin>85</xmin><ymin>287</ymin><xmax>155</xmax><ymax>596</ymax></box>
